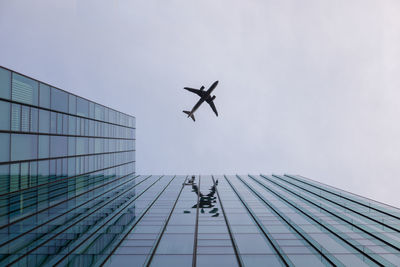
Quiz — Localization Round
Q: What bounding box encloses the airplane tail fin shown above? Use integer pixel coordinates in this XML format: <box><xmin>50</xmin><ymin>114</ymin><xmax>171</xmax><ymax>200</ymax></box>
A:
<box><xmin>183</xmin><ymin>111</ymin><xmax>195</xmax><ymax>122</ymax></box>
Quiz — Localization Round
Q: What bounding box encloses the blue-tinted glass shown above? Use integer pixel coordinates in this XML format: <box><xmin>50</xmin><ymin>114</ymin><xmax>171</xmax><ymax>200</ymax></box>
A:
<box><xmin>12</xmin><ymin>73</ymin><xmax>39</xmax><ymax>105</ymax></box>
<box><xmin>57</xmin><ymin>113</ymin><xmax>63</xmax><ymax>134</ymax></box>
<box><xmin>0</xmin><ymin>165</ymin><xmax>9</xmax><ymax>196</ymax></box>
<box><xmin>62</xmin><ymin>114</ymin><xmax>68</xmax><ymax>134</ymax></box>
<box><xmin>51</xmin><ymin>87</ymin><xmax>68</xmax><ymax>113</ymax></box>
<box><xmin>95</xmin><ymin>104</ymin><xmax>105</xmax><ymax>120</ymax></box>
<box><xmin>21</xmin><ymin>105</ymin><xmax>30</xmax><ymax>131</ymax></box>
<box><xmin>68</xmin><ymin>116</ymin><xmax>76</xmax><ymax>135</ymax></box>
<box><xmin>50</xmin><ymin>136</ymin><xmax>67</xmax><ymax>158</ymax></box>
<box><xmin>30</xmin><ymin>107</ymin><xmax>38</xmax><ymax>132</ymax></box>
<box><xmin>11</xmin><ymin>134</ymin><xmax>38</xmax><ymax>161</ymax></box>
<box><xmin>0</xmin><ymin>133</ymin><xmax>10</xmax><ymax>162</ymax></box>
<box><xmin>39</xmin><ymin>109</ymin><xmax>50</xmax><ymax>133</ymax></box>
<box><xmin>38</xmin><ymin>135</ymin><xmax>49</xmax><ymax>158</ymax></box>
<box><xmin>77</xmin><ymin>97</ymin><xmax>88</xmax><ymax>117</ymax></box>
<box><xmin>0</xmin><ymin>67</ymin><xmax>11</xmax><ymax>99</ymax></box>
<box><xmin>68</xmin><ymin>137</ymin><xmax>76</xmax><ymax>156</ymax></box>
<box><xmin>39</xmin><ymin>83</ymin><xmax>50</xmax><ymax>108</ymax></box>
<box><xmin>11</xmin><ymin>103</ymin><xmax>20</xmax><ymax>131</ymax></box>
<box><xmin>89</xmin><ymin>102</ymin><xmax>94</xmax><ymax>119</ymax></box>
<box><xmin>10</xmin><ymin>163</ymin><xmax>19</xmax><ymax>192</ymax></box>
<box><xmin>0</xmin><ymin>100</ymin><xmax>10</xmax><ymax>130</ymax></box>
<box><xmin>50</xmin><ymin>112</ymin><xmax>57</xmax><ymax>134</ymax></box>
<box><xmin>69</xmin><ymin>94</ymin><xmax>76</xmax><ymax>114</ymax></box>
<box><xmin>38</xmin><ymin>160</ymin><xmax>49</xmax><ymax>185</ymax></box>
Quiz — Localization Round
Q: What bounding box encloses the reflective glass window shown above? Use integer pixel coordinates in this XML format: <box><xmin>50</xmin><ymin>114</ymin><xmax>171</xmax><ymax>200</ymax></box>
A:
<box><xmin>77</xmin><ymin>97</ymin><xmax>88</xmax><ymax>117</ymax></box>
<box><xmin>0</xmin><ymin>133</ymin><xmax>10</xmax><ymax>162</ymax></box>
<box><xmin>21</xmin><ymin>105</ymin><xmax>30</xmax><ymax>131</ymax></box>
<box><xmin>38</xmin><ymin>160</ymin><xmax>49</xmax><ymax>185</ymax></box>
<box><xmin>11</xmin><ymin>134</ymin><xmax>38</xmax><ymax>161</ymax></box>
<box><xmin>0</xmin><ymin>100</ymin><xmax>10</xmax><ymax>130</ymax></box>
<box><xmin>39</xmin><ymin>83</ymin><xmax>50</xmax><ymax>108</ymax></box>
<box><xmin>38</xmin><ymin>135</ymin><xmax>49</xmax><ymax>158</ymax></box>
<box><xmin>89</xmin><ymin>101</ymin><xmax>94</xmax><ymax>119</ymax></box>
<box><xmin>57</xmin><ymin>113</ymin><xmax>63</xmax><ymax>134</ymax></box>
<box><xmin>30</xmin><ymin>107</ymin><xmax>38</xmax><ymax>132</ymax></box>
<box><xmin>68</xmin><ymin>116</ymin><xmax>76</xmax><ymax>135</ymax></box>
<box><xmin>50</xmin><ymin>136</ymin><xmax>68</xmax><ymax>158</ymax></box>
<box><xmin>51</xmin><ymin>87</ymin><xmax>68</xmax><ymax>113</ymax></box>
<box><xmin>50</xmin><ymin>112</ymin><xmax>57</xmax><ymax>134</ymax></box>
<box><xmin>12</xmin><ymin>73</ymin><xmax>39</xmax><ymax>105</ymax></box>
<box><xmin>68</xmin><ymin>137</ymin><xmax>76</xmax><ymax>156</ymax></box>
<box><xmin>0</xmin><ymin>165</ymin><xmax>9</xmax><ymax>196</ymax></box>
<box><xmin>95</xmin><ymin>104</ymin><xmax>104</xmax><ymax>120</ymax></box>
<box><xmin>68</xmin><ymin>94</ymin><xmax>76</xmax><ymax>114</ymax></box>
<box><xmin>39</xmin><ymin>109</ymin><xmax>50</xmax><ymax>133</ymax></box>
<box><xmin>10</xmin><ymin>163</ymin><xmax>19</xmax><ymax>192</ymax></box>
<box><xmin>0</xmin><ymin>67</ymin><xmax>11</xmax><ymax>99</ymax></box>
<box><xmin>11</xmin><ymin>103</ymin><xmax>20</xmax><ymax>131</ymax></box>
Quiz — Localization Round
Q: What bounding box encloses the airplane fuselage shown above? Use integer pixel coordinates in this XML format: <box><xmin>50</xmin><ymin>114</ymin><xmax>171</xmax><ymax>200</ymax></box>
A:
<box><xmin>187</xmin><ymin>80</ymin><xmax>218</xmax><ymax>118</ymax></box>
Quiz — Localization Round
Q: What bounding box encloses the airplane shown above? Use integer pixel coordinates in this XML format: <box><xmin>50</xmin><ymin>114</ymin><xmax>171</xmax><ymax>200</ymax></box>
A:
<box><xmin>183</xmin><ymin>80</ymin><xmax>219</xmax><ymax>121</ymax></box>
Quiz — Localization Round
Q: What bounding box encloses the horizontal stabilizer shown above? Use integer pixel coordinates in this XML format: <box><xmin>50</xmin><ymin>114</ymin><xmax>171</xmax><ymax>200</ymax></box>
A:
<box><xmin>183</xmin><ymin>110</ymin><xmax>195</xmax><ymax>122</ymax></box>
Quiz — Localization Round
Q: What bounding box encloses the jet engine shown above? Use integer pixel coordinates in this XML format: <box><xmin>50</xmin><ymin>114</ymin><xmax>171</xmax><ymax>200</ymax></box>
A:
<box><xmin>200</xmin><ymin>86</ymin><xmax>205</xmax><ymax>90</ymax></box>
<box><xmin>211</xmin><ymin>95</ymin><xmax>216</xmax><ymax>101</ymax></box>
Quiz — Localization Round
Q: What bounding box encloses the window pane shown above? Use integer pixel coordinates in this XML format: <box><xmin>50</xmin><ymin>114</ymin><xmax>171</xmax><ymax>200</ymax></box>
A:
<box><xmin>11</xmin><ymin>103</ymin><xmax>20</xmax><ymax>131</ymax></box>
<box><xmin>68</xmin><ymin>116</ymin><xmax>76</xmax><ymax>135</ymax></box>
<box><xmin>77</xmin><ymin>97</ymin><xmax>88</xmax><ymax>117</ymax></box>
<box><xmin>11</xmin><ymin>134</ymin><xmax>38</xmax><ymax>161</ymax></box>
<box><xmin>39</xmin><ymin>83</ymin><xmax>50</xmax><ymax>108</ymax></box>
<box><xmin>0</xmin><ymin>100</ymin><xmax>10</xmax><ymax>130</ymax></box>
<box><xmin>0</xmin><ymin>133</ymin><xmax>10</xmax><ymax>162</ymax></box>
<box><xmin>50</xmin><ymin>136</ymin><xmax>67</xmax><ymax>158</ymax></box>
<box><xmin>69</xmin><ymin>94</ymin><xmax>76</xmax><ymax>114</ymax></box>
<box><xmin>38</xmin><ymin>135</ymin><xmax>49</xmax><ymax>158</ymax></box>
<box><xmin>89</xmin><ymin>101</ymin><xmax>94</xmax><ymax>119</ymax></box>
<box><xmin>0</xmin><ymin>165</ymin><xmax>9</xmax><ymax>196</ymax></box>
<box><xmin>0</xmin><ymin>68</ymin><xmax>11</xmax><ymax>99</ymax></box>
<box><xmin>12</xmin><ymin>73</ymin><xmax>39</xmax><ymax>105</ymax></box>
<box><xmin>21</xmin><ymin>105</ymin><xmax>30</xmax><ymax>131</ymax></box>
<box><xmin>51</xmin><ymin>87</ymin><xmax>68</xmax><ymax>113</ymax></box>
<box><xmin>38</xmin><ymin>160</ymin><xmax>49</xmax><ymax>185</ymax></box>
<box><xmin>30</xmin><ymin>107</ymin><xmax>38</xmax><ymax>132</ymax></box>
<box><xmin>39</xmin><ymin>109</ymin><xmax>50</xmax><ymax>133</ymax></box>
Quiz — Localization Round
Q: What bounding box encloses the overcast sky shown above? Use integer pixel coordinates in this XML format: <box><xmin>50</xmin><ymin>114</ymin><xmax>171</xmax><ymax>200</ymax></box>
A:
<box><xmin>1</xmin><ymin>0</ymin><xmax>399</xmax><ymax>207</ymax></box>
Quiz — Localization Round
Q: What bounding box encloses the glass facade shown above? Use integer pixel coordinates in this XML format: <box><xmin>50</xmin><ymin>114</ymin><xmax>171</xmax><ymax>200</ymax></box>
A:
<box><xmin>0</xmin><ymin>66</ymin><xmax>136</xmax><ymax>266</ymax></box>
<box><xmin>1</xmin><ymin>65</ymin><xmax>399</xmax><ymax>266</ymax></box>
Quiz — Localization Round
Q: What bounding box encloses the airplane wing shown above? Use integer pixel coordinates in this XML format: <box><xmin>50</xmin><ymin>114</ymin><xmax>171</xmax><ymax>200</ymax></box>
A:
<box><xmin>184</xmin><ymin>87</ymin><xmax>207</xmax><ymax>98</ymax></box>
<box><xmin>207</xmin><ymin>100</ymin><xmax>218</xmax><ymax>116</ymax></box>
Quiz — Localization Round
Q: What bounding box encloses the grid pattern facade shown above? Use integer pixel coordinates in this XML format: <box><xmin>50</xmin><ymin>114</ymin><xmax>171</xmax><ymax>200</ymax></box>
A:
<box><xmin>106</xmin><ymin>175</ymin><xmax>400</xmax><ymax>267</ymax></box>
<box><xmin>0</xmin><ymin>66</ymin><xmax>136</xmax><ymax>266</ymax></box>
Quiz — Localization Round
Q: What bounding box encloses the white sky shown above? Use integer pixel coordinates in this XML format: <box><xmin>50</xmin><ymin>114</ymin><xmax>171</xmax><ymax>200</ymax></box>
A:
<box><xmin>1</xmin><ymin>0</ymin><xmax>399</xmax><ymax>207</ymax></box>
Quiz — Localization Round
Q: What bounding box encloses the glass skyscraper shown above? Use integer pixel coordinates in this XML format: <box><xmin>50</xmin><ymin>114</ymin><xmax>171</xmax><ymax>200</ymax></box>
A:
<box><xmin>0</xmin><ymin>66</ymin><xmax>136</xmax><ymax>266</ymax></box>
<box><xmin>1</xmin><ymin>66</ymin><xmax>399</xmax><ymax>266</ymax></box>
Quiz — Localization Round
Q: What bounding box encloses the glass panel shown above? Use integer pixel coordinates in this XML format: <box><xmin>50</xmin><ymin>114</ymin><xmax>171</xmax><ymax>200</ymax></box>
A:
<box><xmin>69</xmin><ymin>94</ymin><xmax>76</xmax><ymax>114</ymax></box>
<box><xmin>95</xmin><ymin>104</ymin><xmax>104</xmax><ymax>120</ymax></box>
<box><xmin>30</xmin><ymin>107</ymin><xmax>38</xmax><ymax>132</ymax></box>
<box><xmin>77</xmin><ymin>97</ymin><xmax>88</xmax><ymax>117</ymax></box>
<box><xmin>0</xmin><ymin>67</ymin><xmax>11</xmax><ymax>99</ymax></box>
<box><xmin>89</xmin><ymin>101</ymin><xmax>94</xmax><ymax>119</ymax></box>
<box><xmin>10</xmin><ymin>163</ymin><xmax>19</xmax><ymax>192</ymax></box>
<box><xmin>11</xmin><ymin>134</ymin><xmax>38</xmax><ymax>161</ymax></box>
<box><xmin>11</xmin><ymin>103</ymin><xmax>20</xmax><ymax>131</ymax></box>
<box><xmin>39</xmin><ymin>83</ymin><xmax>50</xmax><ymax>108</ymax></box>
<box><xmin>0</xmin><ymin>100</ymin><xmax>10</xmax><ymax>130</ymax></box>
<box><xmin>50</xmin><ymin>136</ymin><xmax>68</xmax><ymax>158</ymax></box>
<box><xmin>0</xmin><ymin>165</ymin><xmax>9</xmax><ymax>196</ymax></box>
<box><xmin>21</xmin><ymin>105</ymin><xmax>30</xmax><ymax>131</ymax></box>
<box><xmin>0</xmin><ymin>133</ymin><xmax>10</xmax><ymax>162</ymax></box>
<box><xmin>12</xmin><ymin>73</ymin><xmax>39</xmax><ymax>105</ymax></box>
<box><xmin>39</xmin><ymin>109</ymin><xmax>50</xmax><ymax>133</ymax></box>
<box><xmin>51</xmin><ymin>87</ymin><xmax>68</xmax><ymax>113</ymax></box>
<box><xmin>68</xmin><ymin>116</ymin><xmax>76</xmax><ymax>135</ymax></box>
<box><xmin>38</xmin><ymin>135</ymin><xmax>49</xmax><ymax>158</ymax></box>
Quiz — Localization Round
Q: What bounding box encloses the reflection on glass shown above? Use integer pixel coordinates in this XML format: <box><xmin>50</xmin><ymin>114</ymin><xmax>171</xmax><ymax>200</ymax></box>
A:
<box><xmin>0</xmin><ymin>100</ymin><xmax>10</xmax><ymax>130</ymax></box>
<box><xmin>12</xmin><ymin>73</ymin><xmax>39</xmax><ymax>105</ymax></box>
